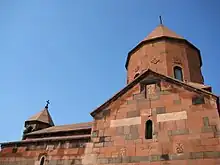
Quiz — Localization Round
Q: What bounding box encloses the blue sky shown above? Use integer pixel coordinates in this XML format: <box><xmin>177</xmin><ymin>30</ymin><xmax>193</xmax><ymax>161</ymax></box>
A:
<box><xmin>0</xmin><ymin>0</ymin><xmax>219</xmax><ymax>142</ymax></box>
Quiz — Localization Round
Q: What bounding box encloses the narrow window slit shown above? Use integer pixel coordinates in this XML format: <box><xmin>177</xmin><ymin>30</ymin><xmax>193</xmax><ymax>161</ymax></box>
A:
<box><xmin>145</xmin><ymin>120</ymin><xmax>153</xmax><ymax>139</ymax></box>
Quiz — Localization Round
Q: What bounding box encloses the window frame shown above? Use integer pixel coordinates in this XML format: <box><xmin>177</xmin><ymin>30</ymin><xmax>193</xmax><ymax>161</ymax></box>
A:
<box><xmin>39</xmin><ymin>156</ymin><xmax>46</xmax><ymax>165</ymax></box>
<box><xmin>173</xmin><ymin>66</ymin><xmax>183</xmax><ymax>81</ymax></box>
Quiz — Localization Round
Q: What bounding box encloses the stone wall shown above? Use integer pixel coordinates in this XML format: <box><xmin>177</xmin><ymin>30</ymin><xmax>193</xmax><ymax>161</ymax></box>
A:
<box><xmin>91</xmin><ymin>79</ymin><xmax>220</xmax><ymax>165</ymax></box>
<box><xmin>1</xmin><ymin>78</ymin><xmax>220</xmax><ymax>165</ymax></box>
<box><xmin>0</xmin><ymin>140</ymin><xmax>89</xmax><ymax>165</ymax></box>
<box><xmin>126</xmin><ymin>40</ymin><xmax>203</xmax><ymax>84</ymax></box>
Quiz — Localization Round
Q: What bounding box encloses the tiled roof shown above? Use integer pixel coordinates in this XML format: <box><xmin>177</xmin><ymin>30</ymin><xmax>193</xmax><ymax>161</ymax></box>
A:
<box><xmin>26</xmin><ymin>107</ymin><xmax>54</xmax><ymax>126</ymax></box>
<box><xmin>26</xmin><ymin>122</ymin><xmax>93</xmax><ymax>135</ymax></box>
<box><xmin>143</xmin><ymin>24</ymin><xmax>184</xmax><ymax>41</ymax></box>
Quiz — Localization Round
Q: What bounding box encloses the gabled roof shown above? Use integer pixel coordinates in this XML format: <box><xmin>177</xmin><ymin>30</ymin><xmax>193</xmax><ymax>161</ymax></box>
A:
<box><xmin>26</xmin><ymin>107</ymin><xmax>54</xmax><ymax>126</ymax></box>
<box><xmin>90</xmin><ymin>69</ymin><xmax>217</xmax><ymax>117</ymax></box>
<box><xmin>143</xmin><ymin>24</ymin><xmax>184</xmax><ymax>41</ymax></box>
<box><xmin>25</xmin><ymin>122</ymin><xmax>92</xmax><ymax>135</ymax></box>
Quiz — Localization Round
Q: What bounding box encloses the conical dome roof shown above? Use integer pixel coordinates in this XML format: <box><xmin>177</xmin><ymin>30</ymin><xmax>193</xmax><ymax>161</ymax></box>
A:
<box><xmin>143</xmin><ymin>24</ymin><xmax>184</xmax><ymax>41</ymax></box>
<box><xmin>125</xmin><ymin>24</ymin><xmax>186</xmax><ymax>69</ymax></box>
<box><xmin>26</xmin><ymin>107</ymin><xmax>54</xmax><ymax>126</ymax></box>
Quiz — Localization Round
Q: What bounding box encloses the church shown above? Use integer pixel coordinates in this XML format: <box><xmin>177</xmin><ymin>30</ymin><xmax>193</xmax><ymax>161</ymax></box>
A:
<box><xmin>1</xmin><ymin>22</ymin><xmax>220</xmax><ymax>165</ymax></box>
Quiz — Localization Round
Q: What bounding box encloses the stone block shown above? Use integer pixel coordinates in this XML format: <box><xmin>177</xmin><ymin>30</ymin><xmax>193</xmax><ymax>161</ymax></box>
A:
<box><xmin>160</xmin><ymin>90</ymin><xmax>171</xmax><ymax>95</ymax></box>
<box><xmin>93</xmin><ymin>138</ymin><xmax>100</xmax><ymax>143</ymax></box>
<box><xmin>97</xmin><ymin>158</ymin><xmax>108</xmax><ymax>164</ymax></box>
<box><xmin>203</xmin><ymin>151</ymin><xmax>220</xmax><ymax>159</ymax></box>
<box><xmin>149</xmin><ymin>155</ymin><xmax>161</xmax><ymax>162</ymax></box>
<box><xmin>127</xmin><ymin>100</ymin><xmax>136</xmax><ymax>105</ymax></box>
<box><xmin>165</xmin><ymin>121</ymin><xmax>177</xmax><ymax>130</ymax></box>
<box><xmin>130</xmin><ymin>125</ymin><xmax>139</xmax><ymax>140</ymax></box>
<box><xmin>82</xmin><ymin>154</ymin><xmax>97</xmax><ymax>165</ymax></box>
<box><xmin>92</xmin><ymin>148</ymin><xmax>100</xmax><ymax>154</ymax></box>
<box><xmin>111</xmin><ymin>151</ymin><xmax>119</xmax><ymax>157</ymax></box>
<box><xmin>156</xmin><ymin>107</ymin><xmax>166</xmax><ymax>114</ymax></box>
<box><xmin>104</xmin><ymin>136</ymin><xmax>111</xmax><ymax>142</ymax></box>
<box><xmin>173</xmin><ymin>99</ymin><xmax>181</xmax><ymax>105</ymax></box>
<box><xmin>122</xmin><ymin>156</ymin><xmax>131</xmax><ymax>163</ymax></box>
<box><xmin>94</xmin><ymin>142</ymin><xmax>104</xmax><ymax>148</ymax></box>
<box><xmin>130</xmin><ymin>156</ymin><xmax>149</xmax><ymax>163</ymax></box>
<box><xmin>190</xmin><ymin>152</ymin><xmax>203</xmax><ymax>159</ymax></box>
<box><xmin>116</xmin><ymin>126</ymin><xmax>124</xmax><ymax>136</ymax></box>
<box><xmin>214</xmin><ymin>131</ymin><xmax>220</xmax><ymax>137</ymax></box>
<box><xmin>176</xmin><ymin>120</ymin><xmax>186</xmax><ymax>129</ymax></box>
<box><xmin>99</xmin><ymin>130</ymin><xmax>104</xmax><ymax>136</ymax></box>
<box><xmin>157</xmin><ymin>111</ymin><xmax>187</xmax><ymax>122</ymax></box>
<box><xmin>202</xmin><ymin>117</ymin><xmax>210</xmax><ymax>127</ymax></box>
<box><xmin>160</xmin><ymin>81</ymin><xmax>172</xmax><ymax>90</ymax></box>
<box><xmin>149</xmin><ymin>94</ymin><xmax>160</xmax><ymax>100</ymax></box>
<box><xmin>114</xmin><ymin>136</ymin><xmax>125</xmax><ymax>146</ymax></box>
<box><xmin>170</xmin><ymin>153</ymin><xmax>188</xmax><ymax>160</ymax></box>
<box><xmin>134</xmin><ymin>138</ymin><xmax>143</xmax><ymax>144</ymax></box>
<box><xmin>124</xmin><ymin>126</ymin><xmax>130</xmax><ymax>134</ymax></box>
<box><xmin>201</xmin><ymin>138</ymin><xmax>219</xmax><ymax>146</ymax></box>
<box><xmin>168</xmin><ymin>129</ymin><xmax>189</xmax><ymax>136</ymax></box>
<box><xmin>127</xmin><ymin>110</ymin><xmax>140</xmax><ymax>118</ymax></box>
<box><xmin>201</xmin><ymin>126</ymin><xmax>217</xmax><ymax>133</ymax></box>
<box><xmin>108</xmin><ymin>157</ymin><xmax>122</xmax><ymax>164</ymax></box>
<box><xmin>125</xmin><ymin>134</ymin><xmax>132</xmax><ymax>140</ymax></box>
<box><xmin>110</xmin><ymin>117</ymin><xmax>141</xmax><ymax>127</ymax></box>
<box><xmin>133</xmin><ymin>93</ymin><xmax>145</xmax><ymax>100</ymax></box>
<box><xmin>104</xmin><ymin>141</ymin><xmax>113</xmax><ymax>147</ymax></box>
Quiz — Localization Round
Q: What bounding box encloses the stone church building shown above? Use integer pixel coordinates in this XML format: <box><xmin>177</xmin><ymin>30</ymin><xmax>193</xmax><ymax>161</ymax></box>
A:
<box><xmin>1</xmin><ymin>23</ymin><xmax>220</xmax><ymax>165</ymax></box>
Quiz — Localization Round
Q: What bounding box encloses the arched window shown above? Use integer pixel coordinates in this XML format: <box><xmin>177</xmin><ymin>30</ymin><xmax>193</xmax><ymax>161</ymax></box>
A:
<box><xmin>134</xmin><ymin>73</ymin><xmax>140</xmax><ymax>79</ymax></box>
<box><xmin>40</xmin><ymin>156</ymin><xmax>45</xmax><ymax>165</ymax></box>
<box><xmin>145</xmin><ymin>120</ymin><xmax>153</xmax><ymax>139</ymax></box>
<box><xmin>174</xmin><ymin>66</ymin><xmax>183</xmax><ymax>81</ymax></box>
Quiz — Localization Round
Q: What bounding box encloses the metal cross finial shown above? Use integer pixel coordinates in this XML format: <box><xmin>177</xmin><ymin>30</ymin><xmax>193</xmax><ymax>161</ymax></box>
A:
<box><xmin>159</xmin><ymin>16</ymin><xmax>163</xmax><ymax>25</ymax></box>
<box><xmin>45</xmin><ymin>100</ymin><xmax>50</xmax><ymax>108</ymax></box>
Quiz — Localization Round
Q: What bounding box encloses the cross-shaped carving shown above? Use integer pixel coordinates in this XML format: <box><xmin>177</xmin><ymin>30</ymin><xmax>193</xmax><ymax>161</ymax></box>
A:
<box><xmin>176</xmin><ymin>143</ymin><xmax>184</xmax><ymax>153</ymax></box>
<box><xmin>173</xmin><ymin>56</ymin><xmax>182</xmax><ymax>64</ymax></box>
<box><xmin>151</xmin><ymin>57</ymin><xmax>160</xmax><ymax>64</ymax></box>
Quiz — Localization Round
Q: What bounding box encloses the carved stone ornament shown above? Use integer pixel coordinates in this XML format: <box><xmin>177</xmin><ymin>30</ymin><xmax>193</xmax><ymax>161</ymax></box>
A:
<box><xmin>173</xmin><ymin>56</ymin><xmax>182</xmax><ymax>65</ymax></box>
<box><xmin>120</xmin><ymin>147</ymin><xmax>126</xmax><ymax>156</ymax></box>
<box><xmin>176</xmin><ymin>143</ymin><xmax>184</xmax><ymax>153</ymax></box>
<box><xmin>151</xmin><ymin>57</ymin><xmax>160</xmax><ymax>64</ymax></box>
<box><xmin>134</xmin><ymin>66</ymin><xmax>140</xmax><ymax>72</ymax></box>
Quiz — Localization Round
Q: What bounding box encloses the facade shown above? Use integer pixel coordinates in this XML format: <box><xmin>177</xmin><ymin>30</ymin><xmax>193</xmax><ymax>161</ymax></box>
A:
<box><xmin>1</xmin><ymin>23</ymin><xmax>220</xmax><ymax>165</ymax></box>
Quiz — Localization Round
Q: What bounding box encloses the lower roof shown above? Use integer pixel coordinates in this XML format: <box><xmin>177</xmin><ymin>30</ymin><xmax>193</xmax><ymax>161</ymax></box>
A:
<box><xmin>25</xmin><ymin>121</ymin><xmax>92</xmax><ymax>136</ymax></box>
<box><xmin>1</xmin><ymin>134</ymin><xmax>90</xmax><ymax>146</ymax></box>
<box><xmin>0</xmin><ymin>122</ymin><xmax>92</xmax><ymax>146</ymax></box>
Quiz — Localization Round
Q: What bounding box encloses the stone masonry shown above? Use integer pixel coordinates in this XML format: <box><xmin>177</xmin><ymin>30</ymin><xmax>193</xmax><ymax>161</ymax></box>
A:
<box><xmin>1</xmin><ymin>23</ymin><xmax>220</xmax><ymax>165</ymax></box>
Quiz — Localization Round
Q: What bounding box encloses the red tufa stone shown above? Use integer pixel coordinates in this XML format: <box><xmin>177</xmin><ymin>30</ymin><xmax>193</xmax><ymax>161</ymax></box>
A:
<box><xmin>1</xmin><ymin>23</ymin><xmax>220</xmax><ymax>165</ymax></box>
